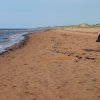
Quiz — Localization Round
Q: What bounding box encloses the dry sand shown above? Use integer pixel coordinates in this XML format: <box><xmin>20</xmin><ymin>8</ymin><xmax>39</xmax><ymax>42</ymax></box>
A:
<box><xmin>0</xmin><ymin>27</ymin><xmax>100</xmax><ymax>100</ymax></box>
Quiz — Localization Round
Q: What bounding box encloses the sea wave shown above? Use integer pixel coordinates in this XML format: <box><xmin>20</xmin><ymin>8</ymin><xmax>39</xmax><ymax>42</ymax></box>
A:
<box><xmin>0</xmin><ymin>32</ymin><xmax>28</xmax><ymax>53</ymax></box>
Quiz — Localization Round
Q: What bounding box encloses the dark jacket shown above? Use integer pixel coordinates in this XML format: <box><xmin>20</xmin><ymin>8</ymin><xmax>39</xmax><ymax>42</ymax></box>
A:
<box><xmin>96</xmin><ymin>34</ymin><xmax>100</xmax><ymax>42</ymax></box>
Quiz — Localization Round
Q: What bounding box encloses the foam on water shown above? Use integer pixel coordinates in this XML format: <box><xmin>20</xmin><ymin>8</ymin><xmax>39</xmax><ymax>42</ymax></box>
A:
<box><xmin>0</xmin><ymin>28</ymin><xmax>47</xmax><ymax>53</ymax></box>
<box><xmin>0</xmin><ymin>32</ymin><xmax>28</xmax><ymax>53</ymax></box>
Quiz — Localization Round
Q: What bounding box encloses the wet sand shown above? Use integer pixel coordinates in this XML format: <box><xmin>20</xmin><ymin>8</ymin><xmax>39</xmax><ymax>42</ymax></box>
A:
<box><xmin>0</xmin><ymin>27</ymin><xmax>100</xmax><ymax>100</ymax></box>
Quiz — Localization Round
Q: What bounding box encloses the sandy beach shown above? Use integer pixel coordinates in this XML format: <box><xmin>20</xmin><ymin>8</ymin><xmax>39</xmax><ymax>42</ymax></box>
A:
<box><xmin>0</xmin><ymin>27</ymin><xmax>100</xmax><ymax>100</ymax></box>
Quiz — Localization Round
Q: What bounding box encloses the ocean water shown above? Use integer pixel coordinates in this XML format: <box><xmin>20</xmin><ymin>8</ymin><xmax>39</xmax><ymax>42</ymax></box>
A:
<box><xmin>0</xmin><ymin>29</ymin><xmax>39</xmax><ymax>53</ymax></box>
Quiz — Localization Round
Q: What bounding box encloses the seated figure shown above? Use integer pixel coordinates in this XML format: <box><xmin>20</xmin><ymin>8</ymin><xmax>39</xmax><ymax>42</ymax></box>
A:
<box><xmin>96</xmin><ymin>30</ymin><xmax>100</xmax><ymax>42</ymax></box>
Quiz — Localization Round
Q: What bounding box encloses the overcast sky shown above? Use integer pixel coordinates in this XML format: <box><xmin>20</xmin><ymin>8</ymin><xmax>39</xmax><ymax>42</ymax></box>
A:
<box><xmin>0</xmin><ymin>0</ymin><xmax>100</xmax><ymax>28</ymax></box>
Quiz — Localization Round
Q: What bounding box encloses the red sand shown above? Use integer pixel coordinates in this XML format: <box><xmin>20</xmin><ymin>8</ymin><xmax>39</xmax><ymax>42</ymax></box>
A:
<box><xmin>0</xmin><ymin>27</ymin><xmax>100</xmax><ymax>100</ymax></box>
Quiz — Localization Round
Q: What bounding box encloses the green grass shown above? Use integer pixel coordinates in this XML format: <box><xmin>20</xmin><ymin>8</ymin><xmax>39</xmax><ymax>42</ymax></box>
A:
<box><xmin>35</xmin><ymin>23</ymin><xmax>100</xmax><ymax>30</ymax></box>
<box><xmin>52</xmin><ymin>24</ymin><xmax>100</xmax><ymax>29</ymax></box>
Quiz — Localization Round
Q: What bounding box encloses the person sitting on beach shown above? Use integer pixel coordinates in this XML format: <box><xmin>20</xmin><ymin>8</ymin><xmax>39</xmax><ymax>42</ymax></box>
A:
<box><xmin>96</xmin><ymin>29</ymin><xmax>100</xmax><ymax>42</ymax></box>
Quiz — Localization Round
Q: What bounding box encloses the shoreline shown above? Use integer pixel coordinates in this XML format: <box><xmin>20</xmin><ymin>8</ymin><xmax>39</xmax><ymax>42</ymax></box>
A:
<box><xmin>0</xmin><ymin>28</ymin><xmax>52</xmax><ymax>56</ymax></box>
<box><xmin>0</xmin><ymin>33</ymin><xmax>30</xmax><ymax>56</ymax></box>
<box><xmin>0</xmin><ymin>26</ymin><xmax>98</xmax><ymax>56</ymax></box>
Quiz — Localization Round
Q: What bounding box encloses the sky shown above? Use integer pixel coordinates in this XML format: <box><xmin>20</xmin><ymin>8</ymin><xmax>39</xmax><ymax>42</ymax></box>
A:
<box><xmin>0</xmin><ymin>0</ymin><xmax>100</xmax><ymax>28</ymax></box>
